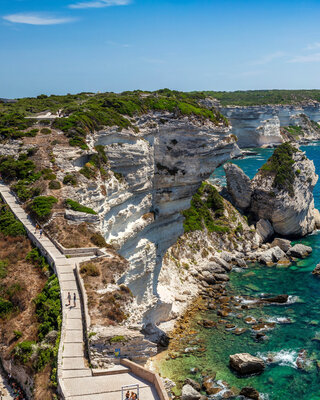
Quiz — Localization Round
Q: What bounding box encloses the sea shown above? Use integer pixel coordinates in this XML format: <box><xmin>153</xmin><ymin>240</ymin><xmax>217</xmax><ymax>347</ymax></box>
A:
<box><xmin>157</xmin><ymin>143</ymin><xmax>320</xmax><ymax>400</ymax></box>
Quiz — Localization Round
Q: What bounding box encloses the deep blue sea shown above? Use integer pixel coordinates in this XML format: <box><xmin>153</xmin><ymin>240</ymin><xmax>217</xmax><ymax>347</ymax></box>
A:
<box><xmin>158</xmin><ymin>143</ymin><xmax>320</xmax><ymax>400</ymax></box>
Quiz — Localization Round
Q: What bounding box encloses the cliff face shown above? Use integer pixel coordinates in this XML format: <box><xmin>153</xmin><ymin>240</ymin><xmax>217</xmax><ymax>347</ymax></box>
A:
<box><xmin>221</xmin><ymin>103</ymin><xmax>320</xmax><ymax>147</ymax></box>
<box><xmin>55</xmin><ymin>112</ymin><xmax>240</xmax><ymax>327</ymax></box>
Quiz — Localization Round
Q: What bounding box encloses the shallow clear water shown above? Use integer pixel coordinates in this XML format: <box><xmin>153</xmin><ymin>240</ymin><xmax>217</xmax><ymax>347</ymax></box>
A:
<box><xmin>158</xmin><ymin>143</ymin><xmax>320</xmax><ymax>400</ymax></box>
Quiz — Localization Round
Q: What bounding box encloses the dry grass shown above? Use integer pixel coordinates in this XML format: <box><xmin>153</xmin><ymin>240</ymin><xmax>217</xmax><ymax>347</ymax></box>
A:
<box><xmin>46</xmin><ymin>217</ymin><xmax>99</xmax><ymax>248</ymax></box>
<box><xmin>0</xmin><ymin>234</ymin><xmax>56</xmax><ymax>399</ymax></box>
<box><xmin>80</xmin><ymin>254</ymin><xmax>133</xmax><ymax>325</ymax></box>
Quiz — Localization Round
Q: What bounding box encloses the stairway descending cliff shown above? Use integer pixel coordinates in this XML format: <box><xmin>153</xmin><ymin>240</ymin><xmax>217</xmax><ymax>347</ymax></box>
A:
<box><xmin>0</xmin><ymin>183</ymin><xmax>166</xmax><ymax>400</ymax></box>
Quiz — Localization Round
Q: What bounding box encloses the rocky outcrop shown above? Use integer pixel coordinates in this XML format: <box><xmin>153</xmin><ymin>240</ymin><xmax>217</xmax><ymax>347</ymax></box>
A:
<box><xmin>225</xmin><ymin>146</ymin><xmax>318</xmax><ymax>237</ymax></box>
<box><xmin>64</xmin><ymin>209</ymin><xmax>100</xmax><ymax>224</ymax></box>
<box><xmin>258</xmin><ymin>246</ymin><xmax>286</xmax><ymax>265</ymax></box>
<box><xmin>287</xmin><ymin>243</ymin><xmax>312</xmax><ymax>258</ymax></box>
<box><xmin>271</xmin><ymin>238</ymin><xmax>292</xmax><ymax>253</ymax></box>
<box><xmin>312</xmin><ymin>263</ymin><xmax>320</xmax><ymax>276</ymax></box>
<box><xmin>220</xmin><ymin>103</ymin><xmax>320</xmax><ymax>148</ymax></box>
<box><xmin>256</xmin><ymin>219</ymin><xmax>274</xmax><ymax>243</ymax></box>
<box><xmin>223</xmin><ymin>163</ymin><xmax>252</xmax><ymax>210</ymax></box>
<box><xmin>229</xmin><ymin>353</ymin><xmax>265</xmax><ymax>375</ymax></box>
<box><xmin>181</xmin><ymin>384</ymin><xmax>202</xmax><ymax>400</ymax></box>
<box><xmin>240</xmin><ymin>387</ymin><xmax>260</xmax><ymax>400</ymax></box>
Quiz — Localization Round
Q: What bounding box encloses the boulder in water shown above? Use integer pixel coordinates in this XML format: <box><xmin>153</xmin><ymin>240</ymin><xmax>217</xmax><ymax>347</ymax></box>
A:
<box><xmin>258</xmin><ymin>246</ymin><xmax>286</xmax><ymax>265</ymax></box>
<box><xmin>287</xmin><ymin>244</ymin><xmax>312</xmax><ymax>258</ymax></box>
<box><xmin>271</xmin><ymin>238</ymin><xmax>292</xmax><ymax>253</ymax></box>
<box><xmin>240</xmin><ymin>387</ymin><xmax>260</xmax><ymax>400</ymax></box>
<box><xmin>229</xmin><ymin>353</ymin><xmax>265</xmax><ymax>375</ymax></box>
<box><xmin>312</xmin><ymin>263</ymin><xmax>320</xmax><ymax>276</ymax></box>
<box><xmin>185</xmin><ymin>378</ymin><xmax>201</xmax><ymax>392</ymax></box>
<box><xmin>261</xmin><ymin>294</ymin><xmax>288</xmax><ymax>304</ymax></box>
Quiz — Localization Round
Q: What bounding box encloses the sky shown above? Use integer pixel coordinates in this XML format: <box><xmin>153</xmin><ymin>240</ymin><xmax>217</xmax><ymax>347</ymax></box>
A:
<box><xmin>2</xmin><ymin>0</ymin><xmax>320</xmax><ymax>98</ymax></box>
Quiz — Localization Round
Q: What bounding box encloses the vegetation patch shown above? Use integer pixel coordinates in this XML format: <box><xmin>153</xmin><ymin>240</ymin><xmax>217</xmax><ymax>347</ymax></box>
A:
<box><xmin>183</xmin><ymin>182</ymin><xmax>229</xmax><ymax>233</ymax></box>
<box><xmin>260</xmin><ymin>142</ymin><xmax>298</xmax><ymax>196</ymax></box>
<box><xmin>63</xmin><ymin>173</ymin><xmax>77</xmax><ymax>186</ymax></box>
<box><xmin>49</xmin><ymin>180</ymin><xmax>61</xmax><ymax>190</ymax></box>
<box><xmin>0</xmin><ymin>204</ymin><xmax>26</xmax><ymax>236</ymax></box>
<box><xmin>28</xmin><ymin>196</ymin><xmax>58</xmax><ymax>222</ymax></box>
<box><xmin>90</xmin><ymin>233</ymin><xmax>107</xmax><ymax>247</ymax></box>
<box><xmin>0</xmin><ymin>153</ymin><xmax>37</xmax><ymax>183</ymax></box>
<box><xmin>80</xmin><ymin>262</ymin><xmax>100</xmax><ymax>277</ymax></box>
<box><xmin>65</xmin><ymin>199</ymin><xmax>97</xmax><ymax>214</ymax></box>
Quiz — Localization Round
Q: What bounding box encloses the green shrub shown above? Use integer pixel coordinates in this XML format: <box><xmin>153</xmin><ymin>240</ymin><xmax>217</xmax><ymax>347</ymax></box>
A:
<box><xmin>0</xmin><ymin>298</ymin><xmax>13</xmax><ymax>317</ymax></box>
<box><xmin>80</xmin><ymin>164</ymin><xmax>96</xmax><ymax>180</ymax></box>
<box><xmin>63</xmin><ymin>174</ymin><xmax>77</xmax><ymax>186</ymax></box>
<box><xmin>261</xmin><ymin>142</ymin><xmax>297</xmax><ymax>196</ymax></box>
<box><xmin>35</xmin><ymin>347</ymin><xmax>53</xmax><ymax>371</ymax></box>
<box><xmin>11</xmin><ymin>180</ymin><xmax>41</xmax><ymax>202</ymax></box>
<box><xmin>14</xmin><ymin>341</ymin><xmax>35</xmax><ymax>364</ymax></box>
<box><xmin>34</xmin><ymin>275</ymin><xmax>61</xmax><ymax>340</ymax></box>
<box><xmin>109</xmin><ymin>335</ymin><xmax>127</xmax><ymax>343</ymax></box>
<box><xmin>28</xmin><ymin>196</ymin><xmax>58</xmax><ymax>222</ymax></box>
<box><xmin>0</xmin><ymin>260</ymin><xmax>8</xmax><ymax>279</ymax></box>
<box><xmin>26</xmin><ymin>248</ymin><xmax>48</xmax><ymax>271</ymax></box>
<box><xmin>40</xmin><ymin>128</ymin><xmax>51</xmax><ymax>135</ymax></box>
<box><xmin>182</xmin><ymin>183</ymin><xmax>228</xmax><ymax>233</ymax></box>
<box><xmin>0</xmin><ymin>154</ymin><xmax>37</xmax><ymax>183</ymax></box>
<box><xmin>90</xmin><ymin>233</ymin><xmax>107</xmax><ymax>247</ymax></box>
<box><xmin>0</xmin><ymin>205</ymin><xmax>26</xmax><ymax>236</ymax></box>
<box><xmin>13</xmin><ymin>330</ymin><xmax>22</xmax><ymax>339</ymax></box>
<box><xmin>65</xmin><ymin>199</ymin><xmax>97</xmax><ymax>214</ymax></box>
<box><xmin>49</xmin><ymin>180</ymin><xmax>61</xmax><ymax>190</ymax></box>
<box><xmin>41</xmin><ymin>168</ymin><xmax>56</xmax><ymax>181</ymax></box>
<box><xmin>80</xmin><ymin>262</ymin><xmax>100</xmax><ymax>277</ymax></box>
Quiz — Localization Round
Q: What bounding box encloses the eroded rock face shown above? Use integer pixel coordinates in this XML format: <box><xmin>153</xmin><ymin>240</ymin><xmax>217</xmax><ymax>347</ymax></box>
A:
<box><xmin>271</xmin><ymin>238</ymin><xmax>292</xmax><ymax>253</ymax></box>
<box><xmin>256</xmin><ymin>219</ymin><xmax>274</xmax><ymax>243</ymax></box>
<box><xmin>258</xmin><ymin>246</ymin><xmax>286</xmax><ymax>265</ymax></box>
<box><xmin>181</xmin><ymin>384</ymin><xmax>202</xmax><ymax>400</ymax></box>
<box><xmin>223</xmin><ymin>163</ymin><xmax>252</xmax><ymax>210</ymax></box>
<box><xmin>57</xmin><ymin>112</ymin><xmax>239</xmax><ymax>328</ymax></box>
<box><xmin>229</xmin><ymin>353</ymin><xmax>265</xmax><ymax>375</ymax></box>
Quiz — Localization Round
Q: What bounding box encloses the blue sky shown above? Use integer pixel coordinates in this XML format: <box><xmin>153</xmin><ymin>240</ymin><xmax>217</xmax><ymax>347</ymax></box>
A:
<box><xmin>2</xmin><ymin>0</ymin><xmax>320</xmax><ymax>98</ymax></box>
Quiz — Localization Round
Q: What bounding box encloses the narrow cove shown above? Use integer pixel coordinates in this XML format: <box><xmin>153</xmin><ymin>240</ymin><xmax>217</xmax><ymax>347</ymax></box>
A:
<box><xmin>154</xmin><ymin>143</ymin><xmax>320</xmax><ymax>400</ymax></box>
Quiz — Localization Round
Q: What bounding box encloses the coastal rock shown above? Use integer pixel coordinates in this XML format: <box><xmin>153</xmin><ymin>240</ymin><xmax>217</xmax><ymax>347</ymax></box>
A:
<box><xmin>210</xmin><ymin>256</ymin><xmax>232</xmax><ymax>272</ymax></box>
<box><xmin>250</xmin><ymin>147</ymin><xmax>318</xmax><ymax>237</ymax></box>
<box><xmin>258</xmin><ymin>246</ymin><xmax>286</xmax><ymax>265</ymax></box>
<box><xmin>224</xmin><ymin>163</ymin><xmax>252</xmax><ymax>210</ymax></box>
<box><xmin>185</xmin><ymin>378</ymin><xmax>201</xmax><ymax>392</ymax></box>
<box><xmin>312</xmin><ymin>263</ymin><xmax>320</xmax><ymax>276</ymax></box>
<box><xmin>202</xmin><ymin>375</ymin><xmax>219</xmax><ymax>395</ymax></box>
<box><xmin>240</xmin><ymin>387</ymin><xmax>260</xmax><ymax>400</ymax></box>
<box><xmin>271</xmin><ymin>238</ymin><xmax>292</xmax><ymax>253</ymax></box>
<box><xmin>261</xmin><ymin>294</ymin><xmax>288</xmax><ymax>304</ymax></box>
<box><xmin>256</xmin><ymin>219</ymin><xmax>274</xmax><ymax>243</ymax></box>
<box><xmin>181</xmin><ymin>384</ymin><xmax>202</xmax><ymax>400</ymax></box>
<box><xmin>229</xmin><ymin>353</ymin><xmax>265</xmax><ymax>375</ymax></box>
<box><xmin>287</xmin><ymin>243</ymin><xmax>312</xmax><ymax>258</ymax></box>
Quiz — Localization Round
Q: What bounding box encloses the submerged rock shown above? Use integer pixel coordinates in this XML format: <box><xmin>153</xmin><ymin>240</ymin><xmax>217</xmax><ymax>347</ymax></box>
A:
<box><xmin>240</xmin><ymin>386</ymin><xmax>260</xmax><ymax>400</ymax></box>
<box><xmin>229</xmin><ymin>353</ymin><xmax>265</xmax><ymax>375</ymax></box>
<box><xmin>287</xmin><ymin>244</ymin><xmax>312</xmax><ymax>258</ymax></box>
<box><xmin>261</xmin><ymin>294</ymin><xmax>289</xmax><ymax>304</ymax></box>
<box><xmin>312</xmin><ymin>263</ymin><xmax>320</xmax><ymax>276</ymax></box>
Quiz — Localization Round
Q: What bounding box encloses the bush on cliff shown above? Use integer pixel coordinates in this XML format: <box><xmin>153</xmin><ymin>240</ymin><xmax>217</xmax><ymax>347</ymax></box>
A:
<box><xmin>0</xmin><ymin>204</ymin><xmax>26</xmax><ymax>236</ymax></box>
<box><xmin>28</xmin><ymin>196</ymin><xmax>58</xmax><ymax>222</ymax></box>
<box><xmin>65</xmin><ymin>199</ymin><xmax>97</xmax><ymax>214</ymax></box>
<box><xmin>0</xmin><ymin>153</ymin><xmax>37</xmax><ymax>183</ymax></box>
<box><xmin>183</xmin><ymin>183</ymin><xmax>229</xmax><ymax>233</ymax></box>
<box><xmin>261</xmin><ymin>142</ymin><xmax>297</xmax><ymax>196</ymax></box>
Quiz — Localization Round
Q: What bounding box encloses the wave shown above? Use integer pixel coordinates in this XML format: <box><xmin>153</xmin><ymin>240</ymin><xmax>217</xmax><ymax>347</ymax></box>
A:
<box><xmin>234</xmin><ymin>296</ymin><xmax>259</xmax><ymax>305</ymax></box>
<box><xmin>266</xmin><ymin>316</ymin><xmax>293</xmax><ymax>324</ymax></box>
<box><xmin>257</xmin><ymin>349</ymin><xmax>299</xmax><ymax>368</ymax></box>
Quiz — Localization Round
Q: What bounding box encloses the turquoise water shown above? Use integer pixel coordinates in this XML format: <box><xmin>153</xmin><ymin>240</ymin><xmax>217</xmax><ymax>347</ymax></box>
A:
<box><xmin>207</xmin><ymin>143</ymin><xmax>320</xmax><ymax>399</ymax></box>
<box><xmin>158</xmin><ymin>144</ymin><xmax>320</xmax><ymax>399</ymax></box>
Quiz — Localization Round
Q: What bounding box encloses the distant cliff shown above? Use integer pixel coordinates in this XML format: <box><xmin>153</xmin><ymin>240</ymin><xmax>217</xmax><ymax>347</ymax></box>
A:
<box><xmin>220</xmin><ymin>103</ymin><xmax>320</xmax><ymax>147</ymax></box>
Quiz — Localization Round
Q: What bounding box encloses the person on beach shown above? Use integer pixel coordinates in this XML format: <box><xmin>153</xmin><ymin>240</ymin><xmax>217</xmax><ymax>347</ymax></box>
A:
<box><xmin>67</xmin><ymin>292</ymin><xmax>71</xmax><ymax>306</ymax></box>
<box><xmin>73</xmin><ymin>292</ymin><xmax>76</xmax><ymax>307</ymax></box>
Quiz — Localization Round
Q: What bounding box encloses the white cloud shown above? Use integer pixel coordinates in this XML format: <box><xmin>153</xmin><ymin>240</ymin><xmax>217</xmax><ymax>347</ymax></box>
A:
<box><xmin>250</xmin><ymin>51</ymin><xmax>286</xmax><ymax>66</ymax></box>
<box><xmin>3</xmin><ymin>13</ymin><xmax>75</xmax><ymax>25</ymax></box>
<box><xmin>288</xmin><ymin>52</ymin><xmax>320</xmax><ymax>63</ymax></box>
<box><xmin>306</xmin><ymin>42</ymin><xmax>320</xmax><ymax>51</ymax></box>
<box><xmin>69</xmin><ymin>0</ymin><xmax>131</xmax><ymax>9</ymax></box>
